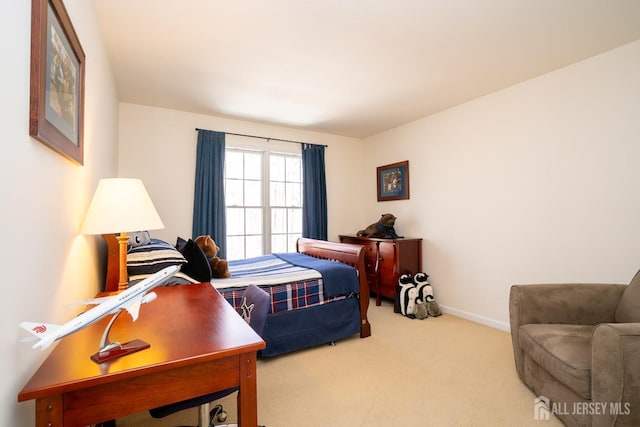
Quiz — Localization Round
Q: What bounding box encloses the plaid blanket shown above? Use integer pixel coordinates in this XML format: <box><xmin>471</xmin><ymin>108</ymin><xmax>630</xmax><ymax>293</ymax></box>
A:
<box><xmin>220</xmin><ymin>281</ymin><xmax>348</xmax><ymax>314</ymax></box>
<box><xmin>212</xmin><ymin>254</ymin><xmax>354</xmax><ymax>314</ymax></box>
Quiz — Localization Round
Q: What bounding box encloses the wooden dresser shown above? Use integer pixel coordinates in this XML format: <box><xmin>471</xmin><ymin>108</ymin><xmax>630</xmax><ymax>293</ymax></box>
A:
<box><xmin>339</xmin><ymin>235</ymin><xmax>423</xmax><ymax>309</ymax></box>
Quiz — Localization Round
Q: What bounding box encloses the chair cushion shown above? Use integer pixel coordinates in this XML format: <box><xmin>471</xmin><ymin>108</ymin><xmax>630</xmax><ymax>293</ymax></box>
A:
<box><xmin>149</xmin><ymin>387</ymin><xmax>237</xmax><ymax>418</ymax></box>
<box><xmin>242</xmin><ymin>284</ymin><xmax>270</xmax><ymax>336</ymax></box>
<box><xmin>615</xmin><ymin>269</ymin><xmax>640</xmax><ymax>323</ymax></box>
<box><xmin>519</xmin><ymin>324</ymin><xmax>593</xmax><ymax>399</ymax></box>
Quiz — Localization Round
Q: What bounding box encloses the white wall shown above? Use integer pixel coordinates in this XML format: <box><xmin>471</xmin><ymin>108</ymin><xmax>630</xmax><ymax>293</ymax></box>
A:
<box><xmin>2</xmin><ymin>1</ymin><xmax>119</xmax><ymax>425</ymax></box>
<box><xmin>365</xmin><ymin>40</ymin><xmax>640</xmax><ymax>330</ymax></box>
<box><xmin>118</xmin><ymin>103</ymin><xmax>368</xmax><ymax>244</ymax></box>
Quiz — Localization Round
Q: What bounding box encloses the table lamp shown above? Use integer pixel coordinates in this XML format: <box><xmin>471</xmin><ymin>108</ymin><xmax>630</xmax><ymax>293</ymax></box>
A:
<box><xmin>82</xmin><ymin>178</ymin><xmax>164</xmax><ymax>291</ymax></box>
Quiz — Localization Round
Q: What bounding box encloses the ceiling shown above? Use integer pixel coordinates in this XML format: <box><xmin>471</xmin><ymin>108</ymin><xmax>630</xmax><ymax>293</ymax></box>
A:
<box><xmin>93</xmin><ymin>0</ymin><xmax>640</xmax><ymax>139</ymax></box>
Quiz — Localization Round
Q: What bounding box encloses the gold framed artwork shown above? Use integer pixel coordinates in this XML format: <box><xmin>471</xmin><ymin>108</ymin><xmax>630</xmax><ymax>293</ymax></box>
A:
<box><xmin>377</xmin><ymin>160</ymin><xmax>409</xmax><ymax>201</ymax></box>
<box><xmin>30</xmin><ymin>0</ymin><xmax>85</xmax><ymax>165</ymax></box>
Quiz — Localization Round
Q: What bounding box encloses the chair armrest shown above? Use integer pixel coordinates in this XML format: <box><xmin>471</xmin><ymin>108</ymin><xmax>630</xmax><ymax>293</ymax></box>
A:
<box><xmin>592</xmin><ymin>323</ymin><xmax>640</xmax><ymax>426</ymax></box>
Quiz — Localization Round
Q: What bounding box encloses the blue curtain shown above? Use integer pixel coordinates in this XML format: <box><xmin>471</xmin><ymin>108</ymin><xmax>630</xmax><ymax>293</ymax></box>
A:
<box><xmin>192</xmin><ymin>130</ymin><xmax>227</xmax><ymax>258</ymax></box>
<box><xmin>301</xmin><ymin>144</ymin><xmax>327</xmax><ymax>240</ymax></box>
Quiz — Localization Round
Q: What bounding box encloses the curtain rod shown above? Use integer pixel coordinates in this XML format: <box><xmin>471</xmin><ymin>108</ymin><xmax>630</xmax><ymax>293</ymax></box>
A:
<box><xmin>195</xmin><ymin>128</ymin><xmax>328</xmax><ymax>147</ymax></box>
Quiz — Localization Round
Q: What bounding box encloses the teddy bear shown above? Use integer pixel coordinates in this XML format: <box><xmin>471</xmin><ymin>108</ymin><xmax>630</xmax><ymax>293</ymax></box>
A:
<box><xmin>356</xmin><ymin>213</ymin><xmax>402</xmax><ymax>238</ymax></box>
<box><xmin>194</xmin><ymin>235</ymin><xmax>231</xmax><ymax>278</ymax></box>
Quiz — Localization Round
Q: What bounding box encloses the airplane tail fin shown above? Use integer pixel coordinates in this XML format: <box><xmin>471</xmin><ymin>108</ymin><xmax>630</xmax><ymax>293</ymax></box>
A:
<box><xmin>19</xmin><ymin>322</ymin><xmax>61</xmax><ymax>350</ymax></box>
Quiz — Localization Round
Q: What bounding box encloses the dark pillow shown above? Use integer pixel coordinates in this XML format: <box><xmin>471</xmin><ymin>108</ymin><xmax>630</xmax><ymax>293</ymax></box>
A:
<box><xmin>178</xmin><ymin>238</ymin><xmax>212</xmax><ymax>282</ymax></box>
<box><xmin>175</xmin><ymin>236</ymin><xmax>188</xmax><ymax>252</ymax></box>
<box><xmin>127</xmin><ymin>239</ymin><xmax>187</xmax><ymax>277</ymax></box>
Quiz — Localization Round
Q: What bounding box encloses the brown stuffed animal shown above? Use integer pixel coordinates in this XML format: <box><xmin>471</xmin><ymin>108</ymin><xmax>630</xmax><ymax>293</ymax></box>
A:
<box><xmin>194</xmin><ymin>235</ymin><xmax>231</xmax><ymax>278</ymax></box>
<box><xmin>356</xmin><ymin>213</ymin><xmax>401</xmax><ymax>238</ymax></box>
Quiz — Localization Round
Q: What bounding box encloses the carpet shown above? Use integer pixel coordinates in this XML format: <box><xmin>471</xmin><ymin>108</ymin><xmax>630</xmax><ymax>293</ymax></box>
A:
<box><xmin>116</xmin><ymin>298</ymin><xmax>562</xmax><ymax>426</ymax></box>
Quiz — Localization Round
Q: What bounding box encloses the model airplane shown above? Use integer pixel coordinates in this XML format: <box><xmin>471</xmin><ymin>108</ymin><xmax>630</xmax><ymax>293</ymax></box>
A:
<box><xmin>20</xmin><ymin>264</ymin><xmax>180</xmax><ymax>350</ymax></box>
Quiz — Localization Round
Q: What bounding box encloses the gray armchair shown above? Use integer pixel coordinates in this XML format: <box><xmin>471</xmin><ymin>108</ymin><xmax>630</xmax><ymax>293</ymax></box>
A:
<box><xmin>509</xmin><ymin>270</ymin><xmax>640</xmax><ymax>426</ymax></box>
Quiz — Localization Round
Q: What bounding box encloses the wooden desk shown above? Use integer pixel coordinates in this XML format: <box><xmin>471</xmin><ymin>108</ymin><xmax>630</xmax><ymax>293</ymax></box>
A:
<box><xmin>18</xmin><ymin>284</ymin><xmax>265</xmax><ymax>426</ymax></box>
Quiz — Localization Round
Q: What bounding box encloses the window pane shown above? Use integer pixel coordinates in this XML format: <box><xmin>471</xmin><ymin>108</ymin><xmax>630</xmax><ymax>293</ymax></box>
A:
<box><xmin>245</xmin><ymin>180</ymin><xmax>262</xmax><ymax>206</ymax></box>
<box><xmin>244</xmin><ymin>152</ymin><xmax>262</xmax><ymax>180</ymax></box>
<box><xmin>226</xmin><ymin>236</ymin><xmax>245</xmax><ymax>261</ymax></box>
<box><xmin>270</xmin><ymin>156</ymin><xmax>285</xmax><ymax>181</ymax></box>
<box><xmin>286</xmin><ymin>182</ymin><xmax>302</xmax><ymax>207</ymax></box>
<box><xmin>272</xmin><ymin>234</ymin><xmax>287</xmax><ymax>253</ymax></box>
<box><xmin>226</xmin><ymin>151</ymin><xmax>244</xmax><ymax>179</ymax></box>
<box><xmin>271</xmin><ymin>208</ymin><xmax>286</xmax><ymax>233</ymax></box>
<box><xmin>226</xmin><ymin>208</ymin><xmax>245</xmax><ymax>235</ymax></box>
<box><xmin>246</xmin><ymin>208</ymin><xmax>263</xmax><ymax>234</ymax></box>
<box><xmin>245</xmin><ymin>235</ymin><xmax>263</xmax><ymax>258</ymax></box>
<box><xmin>270</xmin><ymin>182</ymin><xmax>285</xmax><ymax>206</ymax></box>
<box><xmin>224</xmin><ymin>148</ymin><xmax>303</xmax><ymax>257</ymax></box>
<box><xmin>288</xmin><ymin>208</ymin><xmax>302</xmax><ymax>233</ymax></box>
<box><xmin>225</xmin><ymin>179</ymin><xmax>244</xmax><ymax>206</ymax></box>
<box><xmin>286</xmin><ymin>157</ymin><xmax>301</xmax><ymax>182</ymax></box>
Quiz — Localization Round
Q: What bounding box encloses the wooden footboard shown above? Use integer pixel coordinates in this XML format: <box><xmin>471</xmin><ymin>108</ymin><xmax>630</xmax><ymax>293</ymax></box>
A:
<box><xmin>296</xmin><ymin>238</ymin><xmax>371</xmax><ymax>338</ymax></box>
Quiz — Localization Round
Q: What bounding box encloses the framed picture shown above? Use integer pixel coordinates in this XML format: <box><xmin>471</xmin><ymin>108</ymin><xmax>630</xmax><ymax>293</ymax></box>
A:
<box><xmin>377</xmin><ymin>160</ymin><xmax>410</xmax><ymax>201</ymax></box>
<box><xmin>30</xmin><ymin>0</ymin><xmax>85</xmax><ymax>165</ymax></box>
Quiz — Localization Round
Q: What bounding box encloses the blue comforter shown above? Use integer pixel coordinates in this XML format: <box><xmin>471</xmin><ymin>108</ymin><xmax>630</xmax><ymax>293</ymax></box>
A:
<box><xmin>274</xmin><ymin>252</ymin><xmax>359</xmax><ymax>298</ymax></box>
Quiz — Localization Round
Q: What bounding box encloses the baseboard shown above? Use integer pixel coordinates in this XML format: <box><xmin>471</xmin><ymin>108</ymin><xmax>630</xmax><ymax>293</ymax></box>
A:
<box><xmin>439</xmin><ymin>304</ymin><xmax>510</xmax><ymax>332</ymax></box>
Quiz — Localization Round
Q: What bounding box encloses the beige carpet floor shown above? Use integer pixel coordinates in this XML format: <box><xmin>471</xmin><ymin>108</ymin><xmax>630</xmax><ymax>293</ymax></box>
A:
<box><xmin>117</xmin><ymin>299</ymin><xmax>563</xmax><ymax>426</ymax></box>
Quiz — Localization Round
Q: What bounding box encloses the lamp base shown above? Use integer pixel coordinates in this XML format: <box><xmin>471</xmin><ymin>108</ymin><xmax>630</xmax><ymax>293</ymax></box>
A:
<box><xmin>90</xmin><ymin>339</ymin><xmax>150</xmax><ymax>363</ymax></box>
<box><xmin>117</xmin><ymin>232</ymin><xmax>129</xmax><ymax>291</ymax></box>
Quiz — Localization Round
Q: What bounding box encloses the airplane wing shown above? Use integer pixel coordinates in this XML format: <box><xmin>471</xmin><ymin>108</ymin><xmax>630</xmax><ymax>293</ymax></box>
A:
<box><xmin>123</xmin><ymin>294</ymin><xmax>145</xmax><ymax>321</ymax></box>
<box><xmin>121</xmin><ymin>292</ymin><xmax>157</xmax><ymax>322</ymax></box>
<box><xmin>67</xmin><ymin>296</ymin><xmax>110</xmax><ymax>306</ymax></box>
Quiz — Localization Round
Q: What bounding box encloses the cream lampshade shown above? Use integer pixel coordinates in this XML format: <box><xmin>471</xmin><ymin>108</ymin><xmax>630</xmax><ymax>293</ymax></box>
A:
<box><xmin>82</xmin><ymin>178</ymin><xmax>164</xmax><ymax>290</ymax></box>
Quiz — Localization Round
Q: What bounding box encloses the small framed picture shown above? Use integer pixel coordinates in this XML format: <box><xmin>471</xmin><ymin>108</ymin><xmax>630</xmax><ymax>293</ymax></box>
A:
<box><xmin>29</xmin><ymin>0</ymin><xmax>85</xmax><ymax>165</ymax></box>
<box><xmin>377</xmin><ymin>161</ymin><xmax>409</xmax><ymax>201</ymax></box>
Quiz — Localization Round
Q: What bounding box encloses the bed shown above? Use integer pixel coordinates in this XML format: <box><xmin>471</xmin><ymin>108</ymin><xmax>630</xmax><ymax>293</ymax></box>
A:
<box><xmin>102</xmin><ymin>235</ymin><xmax>371</xmax><ymax>357</ymax></box>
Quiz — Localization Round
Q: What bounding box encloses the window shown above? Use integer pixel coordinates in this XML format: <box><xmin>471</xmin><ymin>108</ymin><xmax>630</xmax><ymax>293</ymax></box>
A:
<box><xmin>225</xmin><ymin>148</ymin><xmax>302</xmax><ymax>260</ymax></box>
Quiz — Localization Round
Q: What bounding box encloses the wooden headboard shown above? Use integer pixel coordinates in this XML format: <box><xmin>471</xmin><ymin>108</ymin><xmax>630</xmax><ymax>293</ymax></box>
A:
<box><xmin>102</xmin><ymin>233</ymin><xmax>121</xmax><ymax>293</ymax></box>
